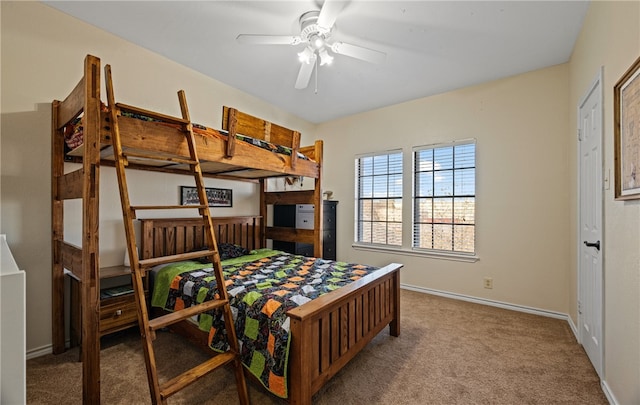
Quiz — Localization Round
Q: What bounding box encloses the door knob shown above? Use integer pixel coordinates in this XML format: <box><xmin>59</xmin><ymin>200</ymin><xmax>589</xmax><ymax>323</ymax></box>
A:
<box><xmin>583</xmin><ymin>240</ymin><xmax>600</xmax><ymax>251</ymax></box>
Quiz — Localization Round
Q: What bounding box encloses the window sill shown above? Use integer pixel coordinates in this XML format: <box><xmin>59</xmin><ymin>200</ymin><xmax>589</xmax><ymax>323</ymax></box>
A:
<box><xmin>351</xmin><ymin>243</ymin><xmax>479</xmax><ymax>263</ymax></box>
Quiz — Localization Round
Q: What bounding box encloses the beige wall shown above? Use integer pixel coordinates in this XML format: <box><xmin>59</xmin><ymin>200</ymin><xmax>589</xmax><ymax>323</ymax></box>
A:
<box><xmin>0</xmin><ymin>2</ymin><xmax>316</xmax><ymax>352</ymax></box>
<box><xmin>569</xmin><ymin>1</ymin><xmax>640</xmax><ymax>404</ymax></box>
<box><xmin>316</xmin><ymin>65</ymin><xmax>571</xmax><ymax>313</ymax></box>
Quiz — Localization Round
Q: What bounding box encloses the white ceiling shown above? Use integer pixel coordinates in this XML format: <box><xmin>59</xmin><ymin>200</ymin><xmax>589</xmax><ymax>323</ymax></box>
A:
<box><xmin>45</xmin><ymin>1</ymin><xmax>590</xmax><ymax>124</ymax></box>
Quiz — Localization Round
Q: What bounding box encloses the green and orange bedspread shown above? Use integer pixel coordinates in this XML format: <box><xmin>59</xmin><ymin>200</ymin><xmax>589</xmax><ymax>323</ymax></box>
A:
<box><xmin>151</xmin><ymin>249</ymin><xmax>379</xmax><ymax>398</ymax></box>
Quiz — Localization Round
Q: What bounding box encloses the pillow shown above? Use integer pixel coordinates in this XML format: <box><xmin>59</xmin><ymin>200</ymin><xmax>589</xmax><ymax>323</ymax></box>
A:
<box><xmin>191</xmin><ymin>246</ymin><xmax>212</xmax><ymax>264</ymax></box>
<box><xmin>218</xmin><ymin>243</ymin><xmax>250</xmax><ymax>260</ymax></box>
<box><xmin>190</xmin><ymin>243</ymin><xmax>249</xmax><ymax>263</ymax></box>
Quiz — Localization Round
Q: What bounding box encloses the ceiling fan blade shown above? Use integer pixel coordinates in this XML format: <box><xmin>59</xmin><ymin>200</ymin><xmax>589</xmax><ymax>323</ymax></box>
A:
<box><xmin>317</xmin><ymin>0</ymin><xmax>345</xmax><ymax>31</ymax></box>
<box><xmin>295</xmin><ymin>55</ymin><xmax>317</xmax><ymax>89</ymax></box>
<box><xmin>236</xmin><ymin>34</ymin><xmax>301</xmax><ymax>45</ymax></box>
<box><xmin>331</xmin><ymin>42</ymin><xmax>386</xmax><ymax>64</ymax></box>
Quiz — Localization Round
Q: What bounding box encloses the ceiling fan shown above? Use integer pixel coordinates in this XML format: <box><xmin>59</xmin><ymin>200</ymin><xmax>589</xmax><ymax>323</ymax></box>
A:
<box><xmin>236</xmin><ymin>0</ymin><xmax>386</xmax><ymax>90</ymax></box>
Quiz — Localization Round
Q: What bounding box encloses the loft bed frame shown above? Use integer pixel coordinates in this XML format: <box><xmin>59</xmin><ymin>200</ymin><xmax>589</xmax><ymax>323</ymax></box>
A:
<box><xmin>51</xmin><ymin>54</ymin><xmax>401</xmax><ymax>404</ymax></box>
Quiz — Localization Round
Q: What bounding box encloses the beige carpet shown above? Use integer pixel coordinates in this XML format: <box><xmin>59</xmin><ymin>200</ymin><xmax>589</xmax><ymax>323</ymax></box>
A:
<box><xmin>27</xmin><ymin>290</ymin><xmax>607</xmax><ymax>404</ymax></box>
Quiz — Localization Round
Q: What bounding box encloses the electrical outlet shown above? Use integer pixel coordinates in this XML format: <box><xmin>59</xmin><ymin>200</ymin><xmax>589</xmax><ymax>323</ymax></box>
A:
<box><xmin>483</xmin><ymin>277</ymin><xmax>493</xmax><ymax>289</ymax></box>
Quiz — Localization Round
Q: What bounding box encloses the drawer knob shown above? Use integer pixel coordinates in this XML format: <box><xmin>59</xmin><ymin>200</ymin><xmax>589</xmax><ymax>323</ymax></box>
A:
<box><xmin>115</xmin><ymin>309</ymin><xmax>122</xmax><ymax>317</ymax></box>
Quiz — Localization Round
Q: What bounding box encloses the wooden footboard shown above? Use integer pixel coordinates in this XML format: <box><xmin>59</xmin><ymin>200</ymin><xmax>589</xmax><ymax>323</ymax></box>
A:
<box><xmin>287</xmin><ymin>262</ymin><xmax>402</xmax><ymax>404</ymax></box>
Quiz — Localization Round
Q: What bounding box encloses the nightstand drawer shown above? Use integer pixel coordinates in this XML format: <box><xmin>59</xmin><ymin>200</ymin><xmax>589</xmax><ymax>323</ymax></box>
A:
<box><xmin>323</xmin><ymin>202</ymin><xmax>337</xmax><ymax>230</ymax></box>
<box><xmin>99</xmin><ymin>295</ymin><xmax>138</xmax><ymax>334</ymax></box>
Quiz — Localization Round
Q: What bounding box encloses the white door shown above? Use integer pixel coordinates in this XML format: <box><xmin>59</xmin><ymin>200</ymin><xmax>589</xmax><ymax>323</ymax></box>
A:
<box><xmin>578</xmin><ymin>70</ymin><xmax>603</xmax><ymax>378</ymax></box>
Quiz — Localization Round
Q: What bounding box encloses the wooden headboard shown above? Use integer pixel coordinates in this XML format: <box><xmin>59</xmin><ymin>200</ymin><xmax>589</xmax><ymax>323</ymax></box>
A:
<box><xmin>139</xmin><ymin>216</ymin><xmax>262</xmax><ymax>260</ymax></box>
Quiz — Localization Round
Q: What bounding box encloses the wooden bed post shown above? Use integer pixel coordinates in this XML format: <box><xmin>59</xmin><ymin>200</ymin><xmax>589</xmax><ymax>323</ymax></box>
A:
<box><xmin>287</xmin><ymin>316</ymin><xmax>313</xmax><ymax>405</ymax></box>
<box><xmin>225</xmin><ymin>107</ymin><xmax>238</xmax><ymax>158</ymax></box>
<box><xmin>259</xmin><ymin>179</ymin><xmax>268</xmax><ymax>249</ymax></box>
<box><xmin>51</xmin><ymin>100</ymin><xmax>65</xmax><ymax>355</ymax></box>
<box><xmin>81</xmin><ymin>54</ymin><xmax>103</xmax><ymax>405</ymax></box>
<box><xmin>51</xmin><ymin>54</ymin><xmax>102</xmax><ymax>403</ymax></box>
<box><xmin>313</xmin><ymin>140</ymin><xmax>324</xmax><ymax>258</ymax></box>
<box><xmin>390</xmin><ymin>267</ymin><xmax>401</xmax><ymax>337</ymax></box>
<box><xmin>290</xmin><ymin>131</ymin><xmax>300</xmax><ymax>170</ymax></box>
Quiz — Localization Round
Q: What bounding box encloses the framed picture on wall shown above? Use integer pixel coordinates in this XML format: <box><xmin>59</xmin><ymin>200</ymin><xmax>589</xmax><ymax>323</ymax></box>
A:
<box><xmin>180</xmin><ymin>186</ymin><xmax>232</xmax><ymax>207</ymax></box>
<box><xmin>614</xmin><ymin>55</ymin><xmax>640</xmax><ymax>200</ymax></box>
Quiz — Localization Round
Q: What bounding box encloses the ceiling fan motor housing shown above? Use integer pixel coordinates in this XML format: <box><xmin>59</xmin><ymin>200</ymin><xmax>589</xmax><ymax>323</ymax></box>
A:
<box><xmin>299</xmin><ymin>10</ymin><xmax>331</xmax><ymax>49</ymax></box>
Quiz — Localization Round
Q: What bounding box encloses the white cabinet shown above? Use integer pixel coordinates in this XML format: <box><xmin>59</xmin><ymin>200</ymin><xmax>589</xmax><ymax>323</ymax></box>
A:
<box><xmin>295</xmin><ymin>204</ymin><xmax>314</xmax><ymax>230</ymax></box>
<box><xmin>1</xmin><ymin>234</ymin><xmax>26</xmax><ymax>405</ymax></box>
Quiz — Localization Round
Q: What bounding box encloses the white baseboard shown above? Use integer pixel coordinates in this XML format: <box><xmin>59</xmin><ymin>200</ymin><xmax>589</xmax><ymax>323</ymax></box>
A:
<box><xmin>601</xmin><ymin>380</ymin><xmax>618</xmax><ymax>405</ymax></box>
<box><xmin>567</xmin><ymin>313</ymin><xmax>580</xmax><ymax>342</ymax></box>
<box><xmin>401</xmin><ymin>283</ymin><xmax>569</xmax><ymax>320</ymax></box>
<box><xmin>27</xmin><ymin>337</ymin><xmax>78</xmax><ymax>360</ymax></box>
<box><xmin>26</xmin><ymin>344</ymin><xmax>53</xmax><ymax>360</ymax></box>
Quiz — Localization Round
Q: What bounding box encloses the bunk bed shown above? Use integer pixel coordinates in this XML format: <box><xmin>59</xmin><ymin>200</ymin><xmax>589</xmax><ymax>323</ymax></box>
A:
<box><xmin>51</xmin><ymin>54</ymin><xmax>402</xmax><ymax>404</ymax></box>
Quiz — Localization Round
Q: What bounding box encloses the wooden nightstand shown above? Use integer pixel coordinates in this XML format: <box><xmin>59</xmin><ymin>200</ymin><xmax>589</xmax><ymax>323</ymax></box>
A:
<box><xmin>69</xmin><ymin>265</ymin><xmax>140</xmax><ymax>347</ymax></box>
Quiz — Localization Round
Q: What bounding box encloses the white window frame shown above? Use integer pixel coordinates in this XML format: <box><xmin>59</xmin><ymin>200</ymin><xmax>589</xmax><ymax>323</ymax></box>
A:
<box><xmin>354</xmin><ymin>150</ymin><xmax>403</xmax><ymax>247</ymax></box>
<box><xmin>412</xmin><ymin>139</ymin><xmax>476</xmax><ymax>256</ymax></box>
<box><xmin>352</xmin><ymin>142</ymin><xmax>479</xmax><ymax>262</ymax></box>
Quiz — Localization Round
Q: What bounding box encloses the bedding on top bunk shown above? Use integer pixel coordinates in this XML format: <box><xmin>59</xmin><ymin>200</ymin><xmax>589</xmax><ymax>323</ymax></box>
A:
<box><xmin>63</xmin><ymin>110</ymin><xmax>311</xmax><ymax>161</ymax></box>
<box><xmin>150</xmin><ymin>248</ymin><xmax>379</xmax><ymax>398</ymax></box>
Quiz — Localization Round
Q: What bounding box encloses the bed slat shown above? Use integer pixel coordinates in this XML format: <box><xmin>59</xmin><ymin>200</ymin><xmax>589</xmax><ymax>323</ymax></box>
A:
<box><xmin>56</xmin><ymin>76</ymin><xmax>85</xmax><ymax>129</ymax></box>
<box><xmin>263</xmin><ymin>190</ymin><xmax>315</xmax><ymax>205</ymax></box>
<box><xmin>320</xmin><ymin>314</ymin><xmax>331</xmax><ymax>374</ymax></box>
<box><xmin>265</xmin><ymin>227</ymin><xmax>314</xmax><ymax>244</ymax></box>
<box><xmin>330</xmin><ymin>309</ymin><xmax>340</xmax><ymax>364</ymax></box>
<box><xmin>348</xmin><ymin>299</ymin><xmax>356</xmax><ymax>348</ymax></box>
<box><xmin>57</xmin><ymin>169</ymin><xmax>84</xmax><ymax>200</ymax></box>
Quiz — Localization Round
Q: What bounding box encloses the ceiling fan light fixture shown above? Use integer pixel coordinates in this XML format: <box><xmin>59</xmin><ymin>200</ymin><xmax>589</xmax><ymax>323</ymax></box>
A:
<box><xmin>310</xmin><ymin>34</ymin><xmax>325</xmax><ymax>50</ymax></box>
<box><xmin>298</xmin><ymin>47</ymin><xmax>314</xmax><ymax>64</ymax></box>
<box><xmin>319</xmin><ymin>48</ymin><xmax>333</xmax><ymax>66</ymax></box>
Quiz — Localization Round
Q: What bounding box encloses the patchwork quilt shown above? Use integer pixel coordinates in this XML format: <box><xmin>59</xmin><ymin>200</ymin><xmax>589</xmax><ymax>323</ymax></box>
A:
<box><xmin>151</xmin><ymin>249</ymin><xmax>379</xmax><ymax>398</ymax></box>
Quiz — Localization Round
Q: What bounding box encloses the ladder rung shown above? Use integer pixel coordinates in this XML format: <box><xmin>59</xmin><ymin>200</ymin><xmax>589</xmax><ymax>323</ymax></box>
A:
<box><xmin>131</xmin><ymin>205</ymin><xmax>207</xmax><ymax>211</ymax></box>
<box><xmin>148</xmin><ymin>298</ymin><xmax>228</xmax><ymax>331</ymax></box>
<box><xmin>138</xmin><ymin>250</ymin><xmax>217</xmax><ymax>269</ymax></box>
<box><xmin>160</xmin><ymin>352</ymin><xmax>236</xmax><ymax>399</ymax></box>
<box><xmin>123</xmin><ymin>150</ymin><xmax>198</xmax><ymax>165</ymax></box>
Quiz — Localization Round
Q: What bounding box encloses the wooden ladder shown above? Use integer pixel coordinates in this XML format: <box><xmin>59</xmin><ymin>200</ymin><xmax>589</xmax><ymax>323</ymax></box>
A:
<box><xmin>104</xmin><ymin>64</ymin><xmax>249</xmax><ymax>405</ymax></box>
